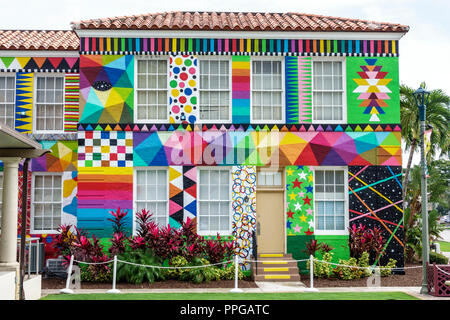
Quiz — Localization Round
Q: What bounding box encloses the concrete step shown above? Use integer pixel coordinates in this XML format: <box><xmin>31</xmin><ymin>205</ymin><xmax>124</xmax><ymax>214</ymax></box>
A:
<box><xmin>252</xmin><ymin>253</ymin><xmax>301</xmax><ymax>282</ymax></box>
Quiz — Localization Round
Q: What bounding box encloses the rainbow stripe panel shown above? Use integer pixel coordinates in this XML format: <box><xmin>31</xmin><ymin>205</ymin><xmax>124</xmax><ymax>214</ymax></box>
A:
<box><xmin>64</xmin><ymin>73</ymin><xmax>80</xmax><ymax>132</ymax></box>
<box><xmin>77</xmin><ymin>167</ymin><xmax>133</xmax><ymax>237</ymax></box>
<box><xmin>80</xmin><ymin>37</ymin><xmax>399</xmax><ymax>56</ymax></box>
<box><xmin>232</xmin><ymin>56</ymin><xmax>251</xmax><ymax>123</ymax></box>
<box><xmin>285</xmin><ymin>57</ymin><xmax>313</xmax><ymax>123</ymax></box>
<box><xmin>15</xmin><ymin>72</ymin><xmax>33</xmax><ymax>133</ymax></box>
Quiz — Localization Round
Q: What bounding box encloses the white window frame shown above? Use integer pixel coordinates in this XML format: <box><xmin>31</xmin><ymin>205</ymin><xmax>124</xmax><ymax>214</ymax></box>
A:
<box><xmin>311</xmin><ymin>56</ymin><xmax>347</xmax><ymax>124</ymax></box>
<box><xmin>0</xmin><ymin>72</ymin><xmax>16</xmax><ymax>129</ymax></box>
<box><xmin>132</xmin><ymin>166</ymin><xmax>169</xmax><ymax>234</ymax></box>
<box><xmin>0</xmin><ymin>172</ymin><xmax>3</xmax><ymax>232</ymax></box>
<box><xmin>33</xmin><ymin>73</ymin><xmax>65</xmax><ymax>134</ymax></box>
<box><xmin>30</xmin><ymin>172</ymin><xmax>63</xmax><ymax>234</ymax></box>
<box><xmin>197</xmin><ymin>166</ymin><xmax>232</xmax><ymax>236</ymax></box>
<box><xmin>197</xmin><ymin>56</ymin><xmax>232</xmax><ymax>123</ymax></box>
<box><xmin>134</xmin><ymin>56</ymin><xmax>169</xmax><ymax>123</ymax></box>
<box><xmin>313</xmin><ymin>166</ymin><xmax>349</xmax><ymax>236</ymax></box>
<box><xmin>250</xmin><ymin>56</ymin><xmax>285</xmax><ymax>124</ymax></box>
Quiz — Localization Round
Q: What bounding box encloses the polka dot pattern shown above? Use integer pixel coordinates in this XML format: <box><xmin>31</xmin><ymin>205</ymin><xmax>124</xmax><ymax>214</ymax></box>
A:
<box><xmin>169</xmin><ymin>55</ymin><xmax>199</xmax><ymax>124</ymax></box>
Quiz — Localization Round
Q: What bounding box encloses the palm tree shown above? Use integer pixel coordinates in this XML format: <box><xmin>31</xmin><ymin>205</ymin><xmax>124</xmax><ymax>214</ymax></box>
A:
<box><xmin>400</xmin><ymin>82</ymin><xmax>450</xmax><ymax>206</ymax></box>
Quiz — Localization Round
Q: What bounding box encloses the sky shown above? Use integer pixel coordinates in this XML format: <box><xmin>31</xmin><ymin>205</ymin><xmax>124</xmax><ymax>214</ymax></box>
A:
<box><xmin>1</xmin><ymin>0</ymin><xmax>448</xmax><ymax>166</ymax></box>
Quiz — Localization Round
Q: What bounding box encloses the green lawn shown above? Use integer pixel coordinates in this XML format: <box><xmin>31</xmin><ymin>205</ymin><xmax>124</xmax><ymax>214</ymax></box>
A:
<box><xmin>41</xmin><ymin>292</ymin><xmax>418</xmax><ymax>300</ymax></box>
<box><xmin>438</xmin><ymin>241</ymin><xmax>450</xmax><ymax>252</ymax></box>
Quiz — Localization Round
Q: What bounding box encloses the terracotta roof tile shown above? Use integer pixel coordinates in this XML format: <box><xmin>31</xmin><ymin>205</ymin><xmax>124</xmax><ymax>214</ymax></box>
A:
<box><xmin>72</xmin><ymin>11</ymin><xmax>409</xmax><ymax>33</ymax></box>
<box><xmin>0</xmin><ymin>30</ymin><xmax>79</xmax><ymax>51</ymax></box>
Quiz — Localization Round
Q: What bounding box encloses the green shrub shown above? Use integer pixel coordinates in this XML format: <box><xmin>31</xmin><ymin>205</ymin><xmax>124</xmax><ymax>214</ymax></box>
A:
<box><xmin>179</xmin><ymin>258</ymin><xmax>222</xmax><ymax>284</ymax></box>
<box><xmin>379</xmin><ymin>259</ymin><xmax>397</xmax><ymax>277</ymax></box>
<box><xmin>167</xmin><ymin>255</ymin><xmax>189</xmax><ymax>278</ymax></box>
<box><xmin>430</xmin><ymin>251</ymin><xmax>449</xmax><ymax>264</ymax></box>
<box><xmin>307</xmin><ymin>252</ymin><xmax>334</xmax><ymax>278</ymax></box>
<box><xmin>116</xmin><ymin>249</ymin><xmax>166</xmax><ymax>284</ymax></box>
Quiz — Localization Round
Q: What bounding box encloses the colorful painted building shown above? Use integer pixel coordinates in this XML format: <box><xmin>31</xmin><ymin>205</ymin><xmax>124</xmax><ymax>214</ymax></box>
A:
<box><xmin>0</xmin><ymin>12</ymin><xmax>409</xmax><ymax>271</ymax></box>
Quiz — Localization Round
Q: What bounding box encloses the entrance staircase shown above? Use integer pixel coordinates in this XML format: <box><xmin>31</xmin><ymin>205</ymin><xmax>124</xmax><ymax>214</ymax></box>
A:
<box><xmin>251</xmin><ymin>253</ymin><xmax>301</xmax><ymax>282</ymax></box>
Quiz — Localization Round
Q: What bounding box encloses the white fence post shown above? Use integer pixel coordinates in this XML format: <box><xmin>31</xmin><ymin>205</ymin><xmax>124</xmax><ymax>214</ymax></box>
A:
<box><xmin>60</xmin><ymin>255</ymin><xmax>74</xmax><ymax>294</ymax></box>
<box><xmin>230</xmin><ymin>255</ymin><xmax>243</xmax><ymax>293</ymax></box>
<box><xmin>304</xmin><ymin>255</ymin><xmax>319</xmax><ymax>292</ymax></box>
<box><xmin>107</xmin><ymin>255</ymin><xmax>121</xmax><ymax>294</ymax></box>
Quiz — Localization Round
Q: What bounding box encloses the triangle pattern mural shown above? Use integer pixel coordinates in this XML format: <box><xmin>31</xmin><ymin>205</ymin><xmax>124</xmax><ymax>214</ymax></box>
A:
<box><xmin>169</xmin><ymin>166</ymin><xmax>197</xmax><ymax>228</ymax></box>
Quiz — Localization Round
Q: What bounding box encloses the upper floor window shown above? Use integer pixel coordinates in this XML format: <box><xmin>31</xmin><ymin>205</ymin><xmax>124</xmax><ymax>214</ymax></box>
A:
<box><xmin>0</xmin><ymin>74</ymin><xmax>16</xmax><ymax>128</ymax></box>
<box><xmin>251</xmin><ymin>60</ymin><xmax>283</xmax><ymax>123</ymax></box>
<box><xmin>31</xmin><ymin>173</ymin><xmax>62</xmax><ymax>233</ymax></box>
<box><xmin>314</xmin><ymin>168</ymin><xmax>347</xmax><ymax>235</ymax></box>
<box><xmin>35</xmin><ymin>75</ymin><xmax>64</xmax><ymax>132</ymax></box>
<box><xmin>136</xmin><ymin>59</ymin><xmax>168</xmax><ymax>122</ymax></box>
<box><xmin>199</xmin><ymin>59</ymin><xmax>230</xmax><ymax>122</ymax></box>
<box><xmin>312</xmin><ymin>59</ymin><xmax>345</xmax><ymax>122</ymax></box>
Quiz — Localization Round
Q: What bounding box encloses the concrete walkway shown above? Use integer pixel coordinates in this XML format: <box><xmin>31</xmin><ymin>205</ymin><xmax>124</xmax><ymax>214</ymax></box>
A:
<box><xmin>41</xmin><ymin>282</ymin><xmax>450</xmax><ymax>300</ymax></box>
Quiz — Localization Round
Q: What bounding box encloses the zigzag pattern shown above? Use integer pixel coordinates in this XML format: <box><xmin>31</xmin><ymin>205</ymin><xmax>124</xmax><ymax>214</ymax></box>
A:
<box><xmin>15</xmin><ymin>72</ymin><xmax>33</xmax><ymax>133</ymax></box>
<box><xmin>0</xmin><ymin>57</ymin><xmax>79</xmax><ymax>72</ymax></box>
<box><xmin>298</xmin><ymin>57</ymin><xmax>312</xmax><ymax>122</ymax></box>
<box><xmin>285</xmin><ymin>56</ymin><xmax>299</xmax><ymax>123</ymax></box>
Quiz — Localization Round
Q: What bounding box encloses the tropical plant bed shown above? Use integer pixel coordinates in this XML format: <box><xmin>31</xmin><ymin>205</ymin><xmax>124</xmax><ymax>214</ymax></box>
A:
<box><xmin>41</xmin><ymin>278</ymin><xmax>258</xmax><ymax>289</ymax></box>
<box><xmin>300</xmin><ymin>263</ymin><xmax>423</xmax><ymax>288</ymax></box>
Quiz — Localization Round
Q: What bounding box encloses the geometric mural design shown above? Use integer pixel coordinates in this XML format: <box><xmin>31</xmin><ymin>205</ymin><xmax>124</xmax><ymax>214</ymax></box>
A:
<box><xmin>0</xmin><ymin>57</ymin><xmax>79</xmax><ymax>72</ymax></box>
<box><xmin>348</xmin><ymin>165</ymin><xmax>404</xmax><ymax>268</ymax></box>
<box><xmin>347</xmin><ymin>57</ymin><xmax>400</xmax><ymax>124</ymax></box>
<box><xmin>286</xmin><ymin>166</ymin><xmax>314</xmax><ymax>236</ymax></box>
<box><xmin>168</xmin><ymin>166</ymin><xmax>197</xmax><ymax>228</ymax></box>
<box><xmin>132</xmin><ymin>131</ymin><xmax>402</xmax><ymax>167</ymax></box>
<box><xmin>14</xmin><ymin>72</ymin><xmax>33</xmax><ymax>133</ymax></box>
<box><xmin>353</xmin><ymin>59</ymin><xmax>392</xmax><ymax>122</ymax></box>
<box><xmin>79</xmin><ymin>55</ymin><xmax>134</xmax><ymax>123</ymax></box>
<box><xmin>169</xmin><ymin>55</ymin><xmax>199</xmax><ymax>124</ymax></box>
<box><xmin>31</xmin><ymin>141</ymin><xmax>77</xmax><ymax>172</ymax></box>
<box><xmin>231</xmin><ymin>165</ymin><xmax>256</xmax><ymax>268</ymax></box>
<box><xmin>285</xmin><ymin>57</ymin><xmax>312</xmax><ymax>123</ymax></box>
<box><xmin>78</xmin><ymin>131</ymin><xmax>133</xmax><ymax>168</ymax></box>
<box><xmin>64</xmin><ymin>73</ymin><xmax>80</xmax><ymax>132</ymax></box>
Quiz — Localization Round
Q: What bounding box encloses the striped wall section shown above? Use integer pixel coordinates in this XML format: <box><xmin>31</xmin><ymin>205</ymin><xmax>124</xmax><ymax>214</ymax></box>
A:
<box><xmin>231</xmin><ymin>56</ymin><xmax>251</xmax><ymax>123</ymax></box>
<box><xmin>80</xmin><ymin>37</ymin><xmax>399</xmax><ymax>56</ymax></box>
<box><xmin>64</xmin><ymin>73</ymin><xmax>80</xmax><ymax>132</ymax></box>
<box><xmin>285</xmin><ymin>57</ymin><xmax>312</xmax><ymax>123</ymax></box>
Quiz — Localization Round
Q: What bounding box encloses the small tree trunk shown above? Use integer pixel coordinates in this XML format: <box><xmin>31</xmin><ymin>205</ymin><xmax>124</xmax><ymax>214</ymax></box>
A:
<box><xmin>402</xmin><ymin>139</ymin><xmax>417</xmax><ymax>209</ymax></box>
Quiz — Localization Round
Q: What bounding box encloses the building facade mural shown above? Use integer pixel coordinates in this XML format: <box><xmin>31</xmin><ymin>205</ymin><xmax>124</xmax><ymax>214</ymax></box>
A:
<box><xmin>0</xmin><ymin>12</ymin><xmax>407</xmax><ymax>272</ymax></box>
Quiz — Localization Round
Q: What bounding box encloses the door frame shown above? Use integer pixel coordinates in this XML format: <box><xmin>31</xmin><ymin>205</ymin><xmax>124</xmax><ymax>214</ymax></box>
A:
<box><xmin>255</xmin><ymin>167</ymin><xmax>286</xmax><ymax>254</ymax></box>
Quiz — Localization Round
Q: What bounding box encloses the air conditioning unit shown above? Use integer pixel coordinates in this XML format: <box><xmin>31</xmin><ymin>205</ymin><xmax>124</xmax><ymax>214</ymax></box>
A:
<box><xmin>26</xmin><ymin>242</ymin><xmax>45</xmax><ymax>273</ymax></box>
<box><xmin>44</xmin><ymin>256</ymin><xmax>67</xmax><ymax>278</ymax></box>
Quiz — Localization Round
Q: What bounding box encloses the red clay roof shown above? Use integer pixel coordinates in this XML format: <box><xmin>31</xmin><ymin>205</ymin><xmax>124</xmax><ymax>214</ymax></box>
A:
<box><xmin>72</xmin><ymin>11</ymin><xmax>409</xmax><ymax>33</ymax></box>
<box><xmin>0</xmin><ymin>30</ymin><xmax>79</xmax><ymax>51</ymax></box>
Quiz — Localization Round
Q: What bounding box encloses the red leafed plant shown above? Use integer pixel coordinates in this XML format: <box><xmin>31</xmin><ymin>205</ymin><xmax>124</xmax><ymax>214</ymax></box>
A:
<box><xmin>305</xmin><ymin>239</ymin><xmax>321</xmax><ymax>257</ymax></box>
<box><xmin>107</xmin><ymin>207</ymin><xmax>129</xmax><ymax>235</ymax></box>
<box><xmin>349</xmin><ymin>223</ymin><xmax>386</xmax><ymax>263</ymax></box>
<box><xmin>109</xmin><ymin>232</ymin><xmax>127</xmax><ymax>255</ymax></box>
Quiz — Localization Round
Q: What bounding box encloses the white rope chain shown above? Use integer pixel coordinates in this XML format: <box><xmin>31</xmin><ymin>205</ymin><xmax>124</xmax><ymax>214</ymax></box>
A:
<box><xmin>71</xmin><ymin>257</ymin><xmax>422</xmax><ymax>271</ymax></box>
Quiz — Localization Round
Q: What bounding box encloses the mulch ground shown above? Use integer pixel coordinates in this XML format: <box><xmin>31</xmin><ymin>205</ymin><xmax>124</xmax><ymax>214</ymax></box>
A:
<box><xmin>42</xmin><ymin>263</ymin><xmax>423</xmax><ymax>289</ymax></box>
<box><xmin>301</xmin><ymin>263</ymin><xmax>423</xmax><ymax>287</ymax></box>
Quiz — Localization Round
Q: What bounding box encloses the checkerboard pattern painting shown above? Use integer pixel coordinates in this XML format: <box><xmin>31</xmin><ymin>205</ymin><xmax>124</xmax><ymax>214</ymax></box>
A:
<box><xmin>78</xmin><ymin>131</ymin><xmax>133</xmax><ymax>167</ymax></box>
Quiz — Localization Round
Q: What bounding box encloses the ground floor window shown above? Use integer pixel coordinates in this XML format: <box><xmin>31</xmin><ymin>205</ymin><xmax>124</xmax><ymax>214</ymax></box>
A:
<box><xmin>134</xmin><ymin>168</ymin><xmax>168</xmax><ymax>229</ymax></box>
<box><xmin>314</xmin><ymin>167</ymin><xmax>348</xmax><ymax>234</ymax></box>
<box><xmin>198</xmin><ymin>167</ymin><xmax>231</xmax><ymax>235</ymax></box>
<box><xmin>31</xmin><ymin>172</ymin><xmax>62</xmax><ymax>233</ymax></box>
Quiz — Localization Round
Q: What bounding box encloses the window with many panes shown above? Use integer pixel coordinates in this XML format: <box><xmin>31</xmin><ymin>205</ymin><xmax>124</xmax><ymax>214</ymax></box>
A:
<box><xmin>312</xmin><ymin>60</ymin><xmax>345</xmax><ymax>122</ymax></box>
<box><xmin>198</xmin><ymin>168</ymin><xmax>231</xmax><ymax>235</ymax></box>
<box><xmin>134</xmin><ymin>168</ymin><xmax>168</xmax><ymax>229</ymax></box>
<box><xmin>31</xmin><ymin>173</ymin><xmax>62</xmax><ymax>233</ymax></box>
<box><xmin>0</xmin><ymin>74</ymin><xmax>16</xmax><ymax>128</ymax></box>
<box><xmin>136</xmin><ymin>59</ymin><xmax>168</xmax><ymax>122</ymax></box>
<box><xmin>251</xmin><ymin>60</ymin><xmax>283</xmax><ymax>122</ymax></box>
<box><xmin>314</xmin><ymin>168</ymin><xmax>347</xmax><ymax>234</ymax></box>
<box><xmin>35</xmin><ymin>75</ymin><xmax>64</xmax><ymax>132</ymax></box>
<box><xmin>199</xmin><ymin>59</ymin><xmax>230</xmax><ymax>121</ymax></box>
